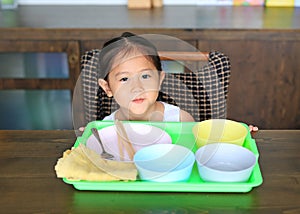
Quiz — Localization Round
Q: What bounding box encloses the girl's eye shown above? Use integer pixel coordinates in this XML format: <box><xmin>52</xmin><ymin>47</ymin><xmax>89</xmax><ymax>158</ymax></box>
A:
<box><xmin>141</xmin><ymin>74</ymin><xmax>151</xmax><ymax>79</ymax></box>
<box><xmin>120</xmin><ymin>77</ymin><xmax>128</xmax><ymax>82</ymax></box>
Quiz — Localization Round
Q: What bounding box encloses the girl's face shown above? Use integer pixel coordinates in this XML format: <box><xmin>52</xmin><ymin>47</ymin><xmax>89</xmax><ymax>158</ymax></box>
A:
<box><xmin>99</xmin><ymin>55</ymin><xmax>165</xmax><ymax>120</ymax></box>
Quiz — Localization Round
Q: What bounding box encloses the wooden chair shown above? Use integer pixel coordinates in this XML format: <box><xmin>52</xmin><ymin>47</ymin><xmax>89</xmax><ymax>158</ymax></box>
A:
<box><xmin>79</xmin><ymin>50</ymin><xmax>231</xmax><ymax>124</ymax></box>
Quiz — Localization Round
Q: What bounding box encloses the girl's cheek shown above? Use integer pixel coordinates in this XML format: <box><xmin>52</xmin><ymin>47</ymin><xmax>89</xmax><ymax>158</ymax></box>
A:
<box><xmin>144</xmin><ymin>82</ymin><xmax>160</xmax><ymax>91</ymax></box>
<box><xmin>114</xmin><ymin>85</ymin><xmax>131</xmax><ymax>99</ymax></box>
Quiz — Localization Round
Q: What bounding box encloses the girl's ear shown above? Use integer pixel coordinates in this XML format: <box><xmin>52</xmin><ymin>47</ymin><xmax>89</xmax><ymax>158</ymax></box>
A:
<box><xmin>98</xmin><ymin>79</ymin><xmax>113</xmax><ymax>97</ymax></box>
<box><xmin>159</xmin><ymin>71</ymin><xmax>165</xmax><ymax>87</ymax></box>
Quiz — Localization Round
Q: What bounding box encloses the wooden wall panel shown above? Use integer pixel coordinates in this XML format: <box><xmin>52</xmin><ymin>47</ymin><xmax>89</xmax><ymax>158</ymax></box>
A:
<box><xmin>198</xmin><ymin>39</ymin><xmax>300</xmax><ymax>129</ymax></box>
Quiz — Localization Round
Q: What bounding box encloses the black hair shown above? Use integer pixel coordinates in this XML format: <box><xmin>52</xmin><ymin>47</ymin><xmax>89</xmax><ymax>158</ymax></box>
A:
<box><xmin>98</xmin><ymin>32</ymin><xmax>162</xmax><ymax>80</ymax></box>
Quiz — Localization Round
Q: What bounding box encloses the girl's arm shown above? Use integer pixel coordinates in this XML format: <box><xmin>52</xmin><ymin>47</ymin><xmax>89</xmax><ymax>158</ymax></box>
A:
<box><xmin>180</xmin><ymin>110</ymin><xmax>195</xmax><ymax>122</ymax></box>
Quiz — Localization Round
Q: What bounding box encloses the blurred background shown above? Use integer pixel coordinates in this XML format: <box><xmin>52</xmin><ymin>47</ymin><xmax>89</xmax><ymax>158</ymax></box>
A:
<box><xmin>0</xmin><ymin>0</ymin><xmax>299</xmax><ymax>130</ymax></box>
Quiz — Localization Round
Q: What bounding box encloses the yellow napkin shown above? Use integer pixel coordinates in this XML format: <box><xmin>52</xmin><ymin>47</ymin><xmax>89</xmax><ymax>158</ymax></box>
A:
<box><xmin>55</xmin><ymin>144</ymin><xmax>137</xmax><ymax>181</ymax></box>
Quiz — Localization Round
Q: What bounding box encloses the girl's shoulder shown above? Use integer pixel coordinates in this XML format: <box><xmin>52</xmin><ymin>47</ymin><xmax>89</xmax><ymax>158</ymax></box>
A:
<box><xmin>179</xmin><ymin>109</ymin><xmax>195</xmax><ymax>122</ymax></box>
<box><xmin>102</xmin><ymin>111</ymin><xmax>116</xmax><ymax>121</ymax></box>
<box><xmin>161</xmin><ymin>102</ymin><xmax>180</xmax><ymax>122</ymax></box>
<box><xmin>161</xmin><ymin>102</ymin><xmax>194</xmax><ymax>122</ymax></box>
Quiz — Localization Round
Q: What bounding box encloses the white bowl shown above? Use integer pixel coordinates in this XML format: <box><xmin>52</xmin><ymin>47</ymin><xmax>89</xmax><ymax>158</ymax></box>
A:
<box><xmin>195</xmin><ymin>143</ymin><xmax>256</xmax><ymax>182</ymax></box>
<box><xmin>86</xmin><ymin>123</ymin><xmax>172</xmax><ymax>161</ymax></box>
<box><xmin>133</xmin><ymin>144</ymin><xmax>195</xmax><ymax>182</ymax></box>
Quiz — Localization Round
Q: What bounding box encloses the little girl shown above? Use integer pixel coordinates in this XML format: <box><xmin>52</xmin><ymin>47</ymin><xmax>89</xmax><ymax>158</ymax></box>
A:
<box><xmin>98</xmin><ymin>32</ymin><xmax>194</xmax><ymax>122</ymax></box>
<box><xmin>91</xmin><ymin>32</ymin><xmax>258</xmax><ymax>132</ymax></box>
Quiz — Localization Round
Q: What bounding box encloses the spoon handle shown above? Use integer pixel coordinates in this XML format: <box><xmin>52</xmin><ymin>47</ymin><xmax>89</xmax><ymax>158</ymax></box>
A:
<box><xmin>91</xmin><ymin>128</ymin><xmax>105</xmax><ymax>151</ymax></box>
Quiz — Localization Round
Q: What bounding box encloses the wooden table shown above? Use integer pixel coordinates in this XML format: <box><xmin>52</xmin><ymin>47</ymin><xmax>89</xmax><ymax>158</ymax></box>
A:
<box><xmin>0</xmin><ymin>130</ymin><xmax>299</xmax><ymax>213</ymax></box>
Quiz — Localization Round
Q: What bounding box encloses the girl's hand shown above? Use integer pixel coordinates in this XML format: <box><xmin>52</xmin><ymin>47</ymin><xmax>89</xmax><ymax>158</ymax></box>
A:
<box><xmin>248</xmin><ymin>125</ymin><xmax>259</xmax><ymax>133</ymax></box>
<box><xmin>79</xmin><ymin>127</ymin><xmax>85</xmax><ymax>132</ymax></box>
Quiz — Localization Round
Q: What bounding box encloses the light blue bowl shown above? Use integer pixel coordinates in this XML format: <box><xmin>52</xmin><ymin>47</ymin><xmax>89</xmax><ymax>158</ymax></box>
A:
<box><xmin>195</xmin><ymin>143</ymin><xmax>256</xmax><ymax>182</ymax></box>
<box><xmin>133</xmin><ymin>144</ymin><xmax>195</xmax><ymax>182</ymax></box>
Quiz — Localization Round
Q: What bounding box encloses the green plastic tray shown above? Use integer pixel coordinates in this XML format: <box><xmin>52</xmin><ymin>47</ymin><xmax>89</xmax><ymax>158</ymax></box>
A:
<box><xmin>63</xmin><ymin>121</ymin><xmax>263</xmax><ymax>193</ymax></box>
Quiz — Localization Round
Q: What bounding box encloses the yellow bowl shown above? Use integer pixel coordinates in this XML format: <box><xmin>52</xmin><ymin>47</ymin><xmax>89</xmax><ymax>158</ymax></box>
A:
<box><xmin>192</xmin><ymin>119</ymin><xmax>248</xmax><ymax>148</ymax></box>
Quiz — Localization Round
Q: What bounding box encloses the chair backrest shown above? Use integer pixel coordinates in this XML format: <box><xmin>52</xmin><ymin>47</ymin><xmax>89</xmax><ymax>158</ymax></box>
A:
<box><xmin>80</xmin><ymin>50</ymin><xmax>231</xmax><ymax>123</ymax></box>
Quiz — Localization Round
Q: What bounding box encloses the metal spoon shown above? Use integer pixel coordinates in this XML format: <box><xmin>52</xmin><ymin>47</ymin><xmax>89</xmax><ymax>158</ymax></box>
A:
<box><xmin>91</xmin><ymin>128</ymin><xmax>115</xmax><ymax>160</ymax></box>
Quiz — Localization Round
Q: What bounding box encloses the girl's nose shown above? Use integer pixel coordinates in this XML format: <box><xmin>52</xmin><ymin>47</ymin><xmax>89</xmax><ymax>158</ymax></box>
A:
<box><xmin>131</xmin><ymin>76</ymin><xmax>143</xmax><ymax>93</ymax></box>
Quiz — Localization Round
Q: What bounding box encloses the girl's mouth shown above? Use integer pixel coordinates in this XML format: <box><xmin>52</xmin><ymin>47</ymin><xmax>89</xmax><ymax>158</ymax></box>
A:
<box><xmin>132</xmin><ymin>98</ymin><xmax>145</xmax><ymax>104</ymax></box>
